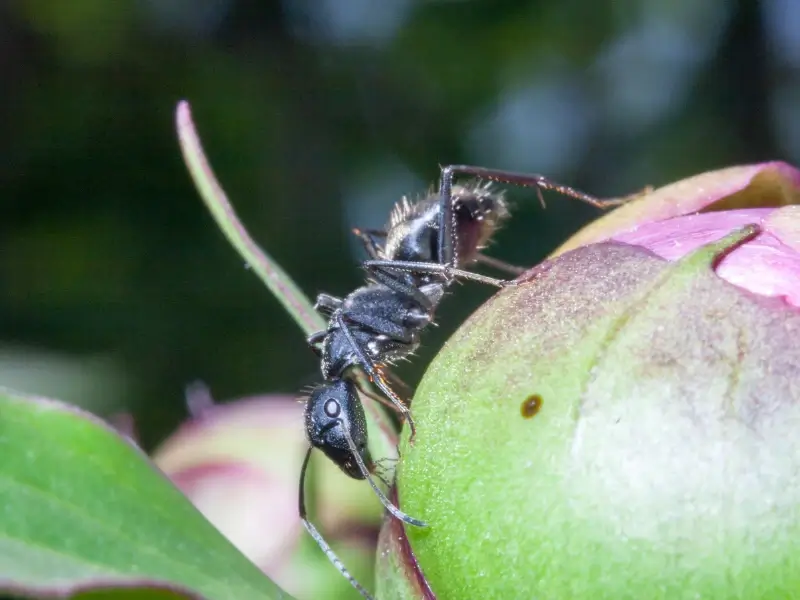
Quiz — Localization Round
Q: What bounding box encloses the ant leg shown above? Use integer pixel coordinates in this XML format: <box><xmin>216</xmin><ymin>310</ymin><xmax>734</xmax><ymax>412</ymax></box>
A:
<box><xmin>439</xmin><ymin>164</ymin><xmax>621</xmax><ymax>210</ymax></box>
<box><xmin>307</xmin><ymin>330</ymin><xmax>326</xmax><ymax>357</ymax></box>
<box><xmin>314</xmin><ymin>293</ymin><xmax>342</xmax><ymax>315</ymax></box>
<box><xmin>340</xmin><ymin>419</ymin><xmax>426</xmax><ymax>527</ymax></box>
<box><xmin>374</xmin><ymin>456</ymin><xmax>399</xmax><ymax>470</ymax></box>
<box><xmin>355</xmin><ymin>378</ymin><xmax>402</xmax><ymax>411</ymax></box>
<box><xmin>437</xmin><ymin>164</ymin><xmax>626</xmax><ymax>269</ymax></box>
<box><xmin>335</xmin><ymin>314</ymin><xmax>417</xmax><ymax>441</ymax></box>
<box><xmin>299</xmin><ymin>448</ymin><xmax>376</xmax><ymax>600</ymax></box>
<box><xmin>358</xmin><ymin>228</ymin><xmax>388</xmax><ymax>238</ymax></box>
<box><xmin>364</xmin><ymin>259</ymin><xmax>513</xmax><ymax>288</ymax></box>
<box><xmin>383</xmin><ymin>368</ymin><xmax>414</xmax><ymax>397</ymax></box>
<box><xmin>619</xmin><ymin>184</ymin><xmax>655</xmax><ymax>202</ymax></box>
<box><xmin>354</xmin><ymin>370</ymin><xmax>416</xmax><ymax>412</ymax></box>
<box><xmin>475</xmin><ymin>253</ymin><xmax>526</xmax><ymax>276</ymax></box>
<box><xmin>352</xmin><ymin>228</ymin><xmax>385</xmax><ymax>260</ymax></box>
<box><xmin>308</xmin><ymin>330</ymin><xmax>326</xmax><ymax>344</ymax></box>
<box><xmin>364</xmin><ymin>263</ymin><xmax>437</xmax><ymax>310</ymax></box>
<box><xmin>373</xmin><ymin>457</ymin><xmax>399</xmax><ymax>487</ymax></box>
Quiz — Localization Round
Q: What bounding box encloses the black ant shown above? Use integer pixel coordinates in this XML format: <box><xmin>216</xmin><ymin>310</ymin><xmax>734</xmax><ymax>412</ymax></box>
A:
<box><xmin>298</xmin><ymin>165</ymin><xmax>623</xmax><ymax>599</ymax></box>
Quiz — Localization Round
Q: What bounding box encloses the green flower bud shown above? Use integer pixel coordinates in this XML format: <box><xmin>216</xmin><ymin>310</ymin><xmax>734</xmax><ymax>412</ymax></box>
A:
<box><xmin>379</xmin><ymin>162</ymin><xmax>800</xmax><ymax>599</ymax></box>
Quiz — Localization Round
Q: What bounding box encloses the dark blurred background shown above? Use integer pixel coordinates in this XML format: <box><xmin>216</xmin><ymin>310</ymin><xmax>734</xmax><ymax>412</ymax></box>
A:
<box><xmin>0</xmin><ymin>0</ymin><xmax>796</xmax><ymax>447</ymax></box>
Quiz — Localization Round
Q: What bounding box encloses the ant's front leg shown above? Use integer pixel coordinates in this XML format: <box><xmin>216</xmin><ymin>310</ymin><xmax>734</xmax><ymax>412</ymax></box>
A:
<box><xmin>335</xmin><ymin>314</ymin><xmax>417</xmax><ymax>442</ymax></box>
<box><xmin>306</xmin><ymin>330</ymin><xmax>327</xmax><ymax>357</ymax></box>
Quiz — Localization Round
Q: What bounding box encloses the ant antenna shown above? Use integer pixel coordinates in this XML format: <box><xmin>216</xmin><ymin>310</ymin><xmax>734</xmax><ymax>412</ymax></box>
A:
<box><xmin>341</xmin><ymin>420</ymin><xmax>428</xmax><ymax>528</ymax></box>
<box><xmin>299</xmin><ymin>447</ymin><xmax>375</xmax><ymax>600</ymax></box>
<box><xmin>535</xmin><ymin>186</ymin><xmax>547</xmax><ymax>209</ymax></box>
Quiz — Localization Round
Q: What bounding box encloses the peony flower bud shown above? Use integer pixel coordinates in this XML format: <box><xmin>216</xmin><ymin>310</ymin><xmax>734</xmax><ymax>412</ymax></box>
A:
<box><xmin>378</xmin><ymin>162</ymin><xmax>800</xmax><ymax>599</ymax></box>
<box><xmin>152</xmin><ymin>385</ymin><xmax>383</xmax><ymax>600</ymax></box>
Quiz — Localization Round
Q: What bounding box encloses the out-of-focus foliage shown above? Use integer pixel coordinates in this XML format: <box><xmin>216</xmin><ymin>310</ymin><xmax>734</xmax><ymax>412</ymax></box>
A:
<box><xmin>0</xmin><ymin>389</ymin><xmax>288</xmax><ymax>600</ymax></box>
<box><xmin>0</xmin><ymin>0</ymin><xmax>794</xmax><ymax>445</ymax></box>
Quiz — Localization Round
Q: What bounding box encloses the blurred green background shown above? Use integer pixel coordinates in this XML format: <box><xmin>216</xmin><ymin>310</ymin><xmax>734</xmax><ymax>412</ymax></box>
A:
<box><xmin>0</xmin><ymin>0</ymin><xmax>794</xmax><ymax>447</ymax></box>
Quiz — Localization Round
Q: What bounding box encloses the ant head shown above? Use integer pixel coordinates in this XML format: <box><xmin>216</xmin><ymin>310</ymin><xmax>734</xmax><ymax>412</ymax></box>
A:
<box><xmin>305</xmin><ymin>379</ymin><xmax>372</xmax><ymax>480</ymax></box>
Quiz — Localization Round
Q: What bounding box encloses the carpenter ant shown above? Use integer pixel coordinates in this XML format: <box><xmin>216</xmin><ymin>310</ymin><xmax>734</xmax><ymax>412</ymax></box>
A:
<box><xmin>298</xmin><ymin>165</ymin><xmax>622</xmax><ymax>599</ymax></box>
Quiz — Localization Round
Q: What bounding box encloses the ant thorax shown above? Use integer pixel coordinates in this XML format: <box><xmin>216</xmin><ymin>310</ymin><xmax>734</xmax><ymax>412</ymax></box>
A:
<box><xmin>319</xmin><ymin>305</ymin><xmax>422</xmax><ymax>381</ymax></box>
<box><xmin>382</xmin><ymin>181</ymin><xmax>509</xmax><ymax>271</ymax></box>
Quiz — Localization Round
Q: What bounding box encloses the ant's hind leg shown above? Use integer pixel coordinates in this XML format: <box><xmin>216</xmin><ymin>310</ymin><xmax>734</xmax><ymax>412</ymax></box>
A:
<box><xmin>439</xmin><ymin>164</ymin><xmax>616</xmax><ymax>208</ymax></box>
<box><xmin>435</xmin><ymin>164</ymin><xmax>628</xmax><ymax>279</ymax></box>
<box><xmin>441</xmin><ymin>164</ymin><xmax>655</xmax><ymax>209</ymax></box>
<box><xmin>617</xmin><ymin>184</ymin><xmax>655</xmax><ymax>204</ymax></box>
<box><xmin>364</xmin><ymin>262</ymin><xmax>437</xmax><ymax>309</ymax></box>
<box><xmin>363</xmin><ymin>259</ymin><xmax>516</xmax><ymax>288</ymax></box>
<box><xmin>475</xmin><ymin>253</ymin><xmax>526</xmax><ymax>277</ymax></box>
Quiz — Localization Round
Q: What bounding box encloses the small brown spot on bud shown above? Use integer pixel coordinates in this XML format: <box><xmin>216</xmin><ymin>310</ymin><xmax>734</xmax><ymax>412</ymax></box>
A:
<box><xmin>520</xmin><ymin>394</ymin><xmax>543</xmax><ymax>419</ymax></box>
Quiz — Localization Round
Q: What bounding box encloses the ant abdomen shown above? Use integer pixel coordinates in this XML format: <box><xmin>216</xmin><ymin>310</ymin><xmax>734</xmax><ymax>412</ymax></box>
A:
<box><xmin>451</xmin><ymin>184</ymin><xmax>510</xmax><ymax>265</ymax></box>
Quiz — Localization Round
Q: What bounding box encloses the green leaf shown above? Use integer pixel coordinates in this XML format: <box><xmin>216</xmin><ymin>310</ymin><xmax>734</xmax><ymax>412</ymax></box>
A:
<box><xmin>175</xmin><ymin>100</ymin><xmax>324</xmax><ymax>337</ymax></box>
<box><xmin>0</xmin><ymin>389</ymin><xmax>293</xmax><ymax>600</ymax></box>
<box><xmin>174</xmin><ymin>100</ymin><xmax>398</xmax><ymax>459</ymax></box>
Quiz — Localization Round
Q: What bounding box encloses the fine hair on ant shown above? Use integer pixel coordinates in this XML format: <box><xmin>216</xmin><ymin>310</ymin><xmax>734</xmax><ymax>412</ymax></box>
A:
<box><xmin>299</xmin><ymin>164</ymin><xmax>623</xmax><ymax>599</ymax></box>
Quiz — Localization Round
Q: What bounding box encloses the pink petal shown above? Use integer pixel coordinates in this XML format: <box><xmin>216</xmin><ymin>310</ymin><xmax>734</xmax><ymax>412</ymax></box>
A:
<box><xmin>171</xmin><ymin>461</ymin><xmax>299</xmax><ymax>574</ymax></box>
<box><xmin>612</xmin><ymin>208</ymin><xmax>800</xmax><ymax>307</ymax></box>
<box><xmin>556</xmin><ymin>162</ymin><xmax>800</xmax><ymax>254</ymax></box>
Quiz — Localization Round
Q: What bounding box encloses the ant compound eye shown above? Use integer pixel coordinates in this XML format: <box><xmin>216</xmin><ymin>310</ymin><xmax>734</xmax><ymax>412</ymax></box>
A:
<box><xmin>324</xmin><ymin>398</ymin><xmax>341</xmax><ymax>418</ymax></box>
